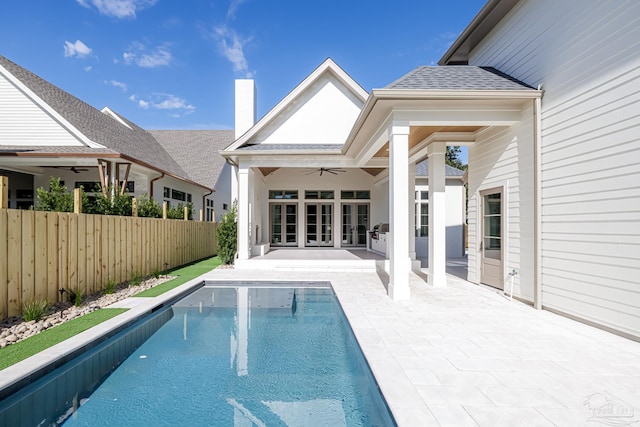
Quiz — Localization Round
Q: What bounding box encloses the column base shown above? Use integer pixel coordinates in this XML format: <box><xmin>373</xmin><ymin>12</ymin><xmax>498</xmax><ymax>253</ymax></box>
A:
<box><xmin>427</xmin><ymin>271</ymin><xmax>447</xmax><ymax>287</ymax></box>
<box><xmin>388</xmin><ymin>282</ymin><xmax>410</xmax><ymax>300</ymax></box>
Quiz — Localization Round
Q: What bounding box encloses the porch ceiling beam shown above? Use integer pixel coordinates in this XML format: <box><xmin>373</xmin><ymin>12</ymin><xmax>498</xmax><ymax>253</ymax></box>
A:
<box><xmin>363</xmin><ymin>158</ymin><xmax>389</xmax><ymax>168</ymax></box>
<box><xmin>392</xmin><ymin>109</ymin><xmax>521</xmax><ymax>126</ymax></box>
<box><xmin>233</xmin><ymin>157</ymin><xmax>359</xmax><ymax>168</ymax></box>
<box><xmin>408</xmin><ymin>132</ymin><xmax>476</xmax><ymax>164</ymax></box>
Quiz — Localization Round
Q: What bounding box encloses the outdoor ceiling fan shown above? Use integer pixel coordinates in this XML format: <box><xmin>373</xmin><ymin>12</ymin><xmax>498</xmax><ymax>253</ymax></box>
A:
<box><xmin>305</xmin><ymin>167</ymin><xmax>346</xmax><ymax>176</ymax></box>
<box><xmin>53</xmin><ymin>166</ymin><xmax>90</xmax><ymax>174</ymax></box>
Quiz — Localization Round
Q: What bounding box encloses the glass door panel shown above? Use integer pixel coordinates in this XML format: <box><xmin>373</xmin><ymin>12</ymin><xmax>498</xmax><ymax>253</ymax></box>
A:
<box><xmin>306</xmin><ymin>204</ymin><xmax>332</xmax><ymax>246</ymax></box>
<box><xmin>285</xmin><ymin>204</ymin><xmax>297</xmax><ymax>244</ymax></box>
<box><xmin>271</xmin><ymin>203</ymin><xmax>297</xmax><ymax>246</ymax></box>
<box><xmin>306</xmin><ymin>204</ymin><xmax>318</xmax><ymax>245</ymax></box>
<box><xmin>342</xmin><ymin>204</ymin><xmax>353</xmax><ymax>245</ymax></box>
<box><xmin>321</xmin><ymin>204</ymin><xmax>332</xmax><ymax>245</ymax></box>
<box><xmin>480</xmin><ymin>190</ymin><xmax>503</xmax><ymax>289</ymax></box>
<box><xmin>357</xmin><ymin>204</ymin><xmax>369</xmax><ymax>246</ymax></box>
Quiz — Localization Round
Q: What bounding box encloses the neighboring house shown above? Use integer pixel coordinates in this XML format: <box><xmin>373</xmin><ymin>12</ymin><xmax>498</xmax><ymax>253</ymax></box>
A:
<box><xmin>0</xmin><ymin>55</ymin><xmax>233</xmax><ymax>219</ymax></box>
<box><xmin>438</xmin><ymin>0</ymin><xmax>640</xmax><ymax>340</ymax></box>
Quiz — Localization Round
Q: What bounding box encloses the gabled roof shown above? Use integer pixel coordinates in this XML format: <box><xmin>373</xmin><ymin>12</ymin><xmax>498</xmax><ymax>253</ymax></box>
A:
<box><xmin>0</xmin><ymin>54</ymin><xmax>191</xmax><ymax>183</ymax></box>
<box><xmin>223</xmin><ymin>58</ymin><xmax>368</xmax><ymax>154</ymax></box>
<box><xmin>149</xmin><ymin>130</ymin><xmax>234</xmax><ymax>189</ymax></box>
<box><xmin>386</xmin><ymin>66</ymin><xmax>533</xmax><ymax>91</ymax></box>
<box><xmin>415</xmin><ymin>160</ymin><xmax>465</xmax><ymax>177</ymax></box>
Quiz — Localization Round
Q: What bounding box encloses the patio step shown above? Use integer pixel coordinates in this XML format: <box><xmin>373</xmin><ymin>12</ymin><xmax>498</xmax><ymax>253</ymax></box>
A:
<box><xmin>234</xmin><ymin>258</ymin><xmax>385</xmax><ymax>272</ymax></box>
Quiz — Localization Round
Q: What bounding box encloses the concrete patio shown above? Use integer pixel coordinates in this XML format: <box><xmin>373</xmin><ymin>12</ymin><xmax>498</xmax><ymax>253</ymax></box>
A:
<box><xmin>203</xmin><ymin>265</ymin><xmax>640</xmax><ymax>426</ymax></box>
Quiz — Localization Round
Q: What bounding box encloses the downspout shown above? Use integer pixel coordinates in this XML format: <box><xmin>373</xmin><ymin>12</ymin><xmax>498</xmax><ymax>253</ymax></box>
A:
<box><xmin>150</xmin><ymin>173</ymin><xmax>164</xmax><ymax>199</ymax></box>
<box><xmin>533</xmin><ymin>90</ymin><xmax>543</xmax><ymax>310</ymax></box>
<box><xmin>202</xmin><ymin>189</ymin><xmax>214</xmax><ymax>221</ymax></box>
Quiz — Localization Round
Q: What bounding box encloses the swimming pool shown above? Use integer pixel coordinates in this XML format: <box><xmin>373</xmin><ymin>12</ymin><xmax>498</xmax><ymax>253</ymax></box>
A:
<box><xmin>1</xmin><ymin>282</ymin><xmax>396</xmax><ymax>426</ymax></box>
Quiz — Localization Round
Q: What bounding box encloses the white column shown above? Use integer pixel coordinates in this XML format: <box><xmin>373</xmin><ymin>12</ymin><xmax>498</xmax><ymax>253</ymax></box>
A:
<box><xmin>230</xmin><ymin>164</ymin><xmax>239</xmax><ymax>203</ymax></box>
<box><xmin>237</xmin><ymin>163</ymin><xmax>250</xmax><ymax>260</ymax></box>
<box><xmin>388</xmin><ymin>122</ymin><xmax>411</xmax><ymax>300</ymax></box>
<box><xmin>409</xmin><ymin>162</ymin><xmax>417</xmax><ymax>261</ymax></box>
<box><xmin>428</xmin><ymin>142</ymin><xmax>447</xmax><ymax>287</ymax></box>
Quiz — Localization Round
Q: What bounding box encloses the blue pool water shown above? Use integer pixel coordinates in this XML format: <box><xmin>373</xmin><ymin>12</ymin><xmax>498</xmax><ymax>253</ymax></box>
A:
<box><xmin>44</xmin><ymin>284</ymin><xmax>395</xmax><ymax>426</ymax></box>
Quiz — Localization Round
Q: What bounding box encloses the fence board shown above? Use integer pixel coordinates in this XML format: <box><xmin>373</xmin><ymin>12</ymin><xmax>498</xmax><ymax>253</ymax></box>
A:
<box><xmin>21</xmin><ymin>210</ymin><xmax>35</xmax><ymax>305</ymax></box>
<box><xmin>7</xmin><ymin>210</ymin><xmax>22</xmax><ymax>316</ymax></box>
<box><xmin>0</xmin><ymin>210</ymin><xmax>8</xmax><ymax>319</ymax></box>
<box><xmin>46</xmin><ymin>213</ymin><xmax>58</xmax><ymax>303</ymax></box>
<box><xmin>85</xmin><ymin>215</ymin><xmax>95</xmax><ymax>294</ymax></box>
<box><xmin>58</xmin><ymin>214</ymin><xmax>69</xmax><ymax>304</ymax></box>
<box><xmin>77</xmin><ymin>213</ymin><xmax>86</xmax><ymax>296</ymax></box>
<box><xmin>94</xmin><ymin>215</ymin><xmax>103</xmax><ymax>290</ymax></box>
<box><xmin>34</xmin><ymin>212</ymin><xmax>48</xmax><ymax>301</ymax></box>
<box><xmin>68</xmin><ymin>214</ymin><xmax>78</xmax><ymax>294</ymax></box>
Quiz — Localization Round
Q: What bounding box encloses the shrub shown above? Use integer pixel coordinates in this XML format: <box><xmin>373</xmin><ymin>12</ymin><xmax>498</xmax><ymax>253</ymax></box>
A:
<box><xmin>67</xmin><ymin>289</ymin><xmax>83</xmax><ymax>307</ymax></box>
<box><xmin>217</xmin><ymin>201</ymin><xmax>237</xmax><ymax>264</ymax></box>
<box><xmin>151</xmin><ymin>269</ymin><xmax>161</xmax><ymax>279</ymax></box>
<box><xmin>34</xmin><ymin>177</ymin><xmax>73</xmax><ymax>212</ymax></box>
<box><xmin>105</xmin><ymin>280</ymin><xmax>116</xmax><ymax>294</ymax></box>
<box><xmin>137</xmin><ymin>194</ymin><xmax>162</xmax><ymax>218</ymax></box>
<box><xmin>22</xmin><ymin>299</ymin><xmax>49</xmax><ymax>322</ymax></box>
<box><xmin>166</xmin><ymin>202</ymin><xmax>193</xmax><ymax>220</ymax></box>
<box><xmin>84</xmin><ymin>185</ymin><xmax>132</xmax><ymax>216</ymax></box>
<box><xmin>130</xmin><ymin>272</ymin><xmax>142</xmax><ymax>286</ymax></box>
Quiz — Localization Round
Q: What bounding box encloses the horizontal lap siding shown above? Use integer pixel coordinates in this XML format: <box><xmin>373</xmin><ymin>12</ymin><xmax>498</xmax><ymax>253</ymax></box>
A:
<box><xmin>467</xmin><ymin>108</ymin><xmax>535</xmax><ymax>301</ymax></box>
<box><xmin>469</xmin><ymin>0</ymin><xmax>640</xmax><ymax>338</ymax></box>
<box><xmin>0</xmin><ymin>71</ymin><xmax>82</xmax><ymax>146</ymax></box>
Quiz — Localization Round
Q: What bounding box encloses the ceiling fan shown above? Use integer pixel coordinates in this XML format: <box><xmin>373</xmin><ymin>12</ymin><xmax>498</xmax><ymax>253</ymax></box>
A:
<box><xmin>53</xmin><ymin>166</ymin><xmax>90</xmax><ymax>174</ymax></box>
<box><xmin>305</xmin><ymin>167</ymin><xmax>346</xmax><ymax>176</ymax></box>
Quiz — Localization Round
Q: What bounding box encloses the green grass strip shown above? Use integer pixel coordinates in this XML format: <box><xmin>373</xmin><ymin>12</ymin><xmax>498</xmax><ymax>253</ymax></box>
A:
<box><xmin>0</xmin><ymin>308</ymin><xmax>127</xmax><ymax>371</ymax></box>
<box><xmin>133</xmin><ymin>256</ymin><xmax>222</xmax><ymax>298</ymax></box>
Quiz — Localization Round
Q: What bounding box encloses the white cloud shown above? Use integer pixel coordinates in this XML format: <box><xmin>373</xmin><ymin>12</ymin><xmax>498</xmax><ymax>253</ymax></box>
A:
<box><xmin>227</xmin><ymin>0</ymin><xmax>246</xmax><ymax>19</ymax></box>
<box><xmin>76</xmin><ymin>0</ymin><xmax>157</xmax><ymax>19</ymax></box>
<box><xmin>152</xmin><ymin>94</ymin><xmax>195</xmax><ymax>112</ymax></box>
<box><xmin>63</xmin><ymin>40</ymin><xmax>93</xmax><ymax>58</ymax></box>
<box><xmin>105</xmin><ymin>80</ymin><xmax>127</xmax><ymax>91</ymax></box>
<box><xmin>84</xmin><ymin>66</ymin><xmax>93</xmax><ymax>72</ymax></box>
<box><xmin>123</xmin><ymin>43</ymin><xmax>172</xmax><ymax>68</ymax></box>
<box><xmin>213</xmin><ymin>25</ymin><xmax>252</xmax><ymax>77</ymax></box>
<box><xmin>138</xmin><ymin>100</ymin><xmax>149</xmax><ymax>109</ymax></box>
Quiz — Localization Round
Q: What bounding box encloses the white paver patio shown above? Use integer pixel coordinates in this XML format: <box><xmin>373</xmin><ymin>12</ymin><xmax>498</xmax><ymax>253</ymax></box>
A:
<box><xmin>201</xmin><ymin>266</ymin><xmax>640</xmax><ymax>426</ymax></box>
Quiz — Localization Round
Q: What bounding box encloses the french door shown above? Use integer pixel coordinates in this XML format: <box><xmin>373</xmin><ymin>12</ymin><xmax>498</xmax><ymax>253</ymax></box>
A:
<box><xmin>305</xmin><ymin>204</ymin><xmax>333</xmax><ymax>246</ymax></box>
<box><xmin>342</xmin><ymin>204</ymin><xmax>369</xmax><ymax>247</ymax></box>
<box><xmin>271</xmin><ymin>203</ymin><xmax>297</xmax><ymax>246</ymax></box>
<box><xmin>480</xmin><ymin>188</ymin><xmax>504</xmax><ymax>289</ymax></box>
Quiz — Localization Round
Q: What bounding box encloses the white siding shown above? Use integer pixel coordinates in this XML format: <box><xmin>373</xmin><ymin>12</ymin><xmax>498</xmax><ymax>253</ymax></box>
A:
<box><xmin>469</xmin><ymin>0</ymin><xmax>640</xmax><ymax>337</ymax></box>
<box><xmin>0</xmin><ymin>72</ymin><xmax>83</xmax><ymax>146</ymax></box>
<box><xmin>252</xmin><ymin>74</ymin><xmax>363</xmax><ymax>145</ymax></box>
<box><xmin>467</xmin><ymin>104</ymin><xmax>535</xmax><ymax>302</ymax></box>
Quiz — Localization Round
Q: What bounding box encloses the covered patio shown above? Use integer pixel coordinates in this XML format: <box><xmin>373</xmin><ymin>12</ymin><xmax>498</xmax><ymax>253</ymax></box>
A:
<box><xmin>223</xmin><ymin>60</ymin><xmax>542</xmax><ymax>302</ymax></box>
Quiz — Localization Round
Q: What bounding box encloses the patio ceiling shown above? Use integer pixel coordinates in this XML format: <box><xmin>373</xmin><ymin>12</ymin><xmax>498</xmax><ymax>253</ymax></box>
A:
<box><xmin>371</xmin><ymin>125</ymin><xmax>484</xmax><ymax>158</ymax></box>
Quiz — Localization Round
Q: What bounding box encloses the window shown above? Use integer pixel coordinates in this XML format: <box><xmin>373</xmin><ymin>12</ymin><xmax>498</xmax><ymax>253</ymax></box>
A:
<box><xmin>171</xmin><ymin>189</ymin><xmax>186</xmax><ymax>201</ymax></box>
<box><xmin>269</xmin><ymin>190</ymin><xmax>298</xmax><ymax>200</ymax></box>
<box><xmin>186</xmin><ymin>193</ymin><xmax>192</xmax><ymax>203</ymax></box>
<box><xmin>163</xmin><ymin>187</ymin><xmax>170</xmax><ymax>198</ymax></box>
<box><xmin>75</xmin><ymin>181</ymin><xmax>101</xmax><ymax>192</ymax></box>
<box><xmin>223</xmin><ymin>203</ymin><xmax>229</xmax><ymax>210</ymax></box>
<box><xmin>205</xmin><ymin>199</ymin><xmax>214</xmax><ymax>221</ymax></box>
<box><xmin>341</xmin><ymin>190</ymin><xmax>370</xmax><ymax>200</ymax></box>
<box><xmin>415</xmin><ymin>190</ymin><xmax>428</xmax><ymax>237</ymax></box>
<box><xmin>305</xmin><ymin>190</ymin><xmax>334</xmax><ymax>199</ymax></box>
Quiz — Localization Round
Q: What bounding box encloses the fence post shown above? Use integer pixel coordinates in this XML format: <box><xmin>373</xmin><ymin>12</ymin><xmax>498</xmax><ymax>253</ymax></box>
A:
<box><xmin>212</xmin><ymin>211</ymin><xmax>216</xmax><ymax>222</ymax></box>
<box><xmin>132</xmin><ymin>198</ymin><xmax>138</xmax><ymax>217</ymax></box>
<box><xmin>0</xmin><ymin>176</ymin><xmax>7</xmax><ymax>209</ymax></box>
<box><xmin>199</xmin><ymin>209</ymin><xmax>203</xmax><ymax>222</ymax></box>
<box><xmin>183</xmin><ymin>206</ymin><xmax>188</xmax><ymax>221</ymax></box>
<box><xmin>162</xmin><ymin>202</ymin><xmax>167</xmax><ymax>219</ymax></box>
<box><xmin>74</xmin><ymin>188</ymin><xmax>82</xmax><ymax>214</ymax></box>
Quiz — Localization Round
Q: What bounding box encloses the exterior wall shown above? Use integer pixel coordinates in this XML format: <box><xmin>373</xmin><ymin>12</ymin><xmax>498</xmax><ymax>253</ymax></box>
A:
<box><xmin>415</xmin><ymin>178</ymin><xmax>466</xmax><ymax>261</ymax></box>
<box><xmin>467</xmin><ymin>104</ymin><xmax>535</xmax><ymax>302</ymax></box>
<box><xmin>469</xmin><ymin>0</ymin><xmax>640</xmax><ymax>337</ymax></box>
<box><xmin>213</xmin><ymin>163</ymin><xmax>232</xmax><ymax>222</ymax></box>
<box><xmin>151</xmin><ymin>176</ymin><xmax>209</xmax><ymax>220</ymax></box>
<box><xmin>252</xmin><ymin>74</ymin><xmax>363</xmax><ymax>146</ymax></box>
<box><xmin>261</xmin><ymin>168</ymin><xmax>377</xmax><ymax>249</ymax></box>
<box><xmin>0</xmin><ymin>72</ymin><xmax>83</xmax><ymax>146</ymax></box>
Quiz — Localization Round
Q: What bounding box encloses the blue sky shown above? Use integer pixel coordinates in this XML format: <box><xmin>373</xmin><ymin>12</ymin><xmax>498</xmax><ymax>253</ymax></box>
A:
<box><xmin>1</xmin><ymin>0</ymin><xmax>485</xmax><ymax>154</ymax></box>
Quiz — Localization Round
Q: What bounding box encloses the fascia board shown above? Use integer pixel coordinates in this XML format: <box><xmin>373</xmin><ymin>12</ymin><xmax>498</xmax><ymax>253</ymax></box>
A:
<box><xmin>0</xmin><ymin>63</ymin><xmax>106</xmax><ymax>149</ymax></box>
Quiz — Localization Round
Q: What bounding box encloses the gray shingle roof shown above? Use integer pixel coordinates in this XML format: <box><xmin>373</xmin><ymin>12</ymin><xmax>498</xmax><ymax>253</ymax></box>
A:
<box><xmin>416</xmin><ymin>160</ymin><xmax>465</xmax><ymax>177</ymax></box>
<box><xmin>385</xmin><ymin>66</ymin><xmax>533</xmax><ymax>91</ymax></box>
<box><xmin>149</xmin><ymin>130</ymin><xmax>234</xmax><ymax>189</ymax></box>
<box><xmin>0</xmin><ymin>145</ymin><xmax>118</xmax><ymax>155</ymax></box>
<box><xmin>0</xmin><ymin>54</ymin><xmax>190</xmax><ymax>182</ymax></box>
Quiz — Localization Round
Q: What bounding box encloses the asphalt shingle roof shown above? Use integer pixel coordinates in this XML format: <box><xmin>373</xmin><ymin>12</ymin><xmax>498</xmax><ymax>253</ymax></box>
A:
<box><xmin>149</xmin><ymin>130</ymin><xmax>234</xmax><ymax>189</ymax></box>
<box><xmin>235</xmin><ymin>144</ymin><xmax>344</xmax><ymax>151</ymax></box>
<box><xmin>0</xmin><ymin>55</ymin><xmax>191</xmax><ymax>182</ymax></box>
<box><xmin>416</xmin><ymin>160</ymin><xmax>465</xmax><ymax>177</ymax></box>
<box><xmin>385</xmin><ymin>66</ymin><xmax>534</xmax><ymax>91</ymax></box>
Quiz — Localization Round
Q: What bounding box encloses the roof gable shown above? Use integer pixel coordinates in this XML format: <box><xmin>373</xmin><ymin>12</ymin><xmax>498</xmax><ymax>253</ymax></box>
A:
<box><xmin>225</xmin><ymin>58</ymin><xmax>368</xmax><ymax>152</ymax></box>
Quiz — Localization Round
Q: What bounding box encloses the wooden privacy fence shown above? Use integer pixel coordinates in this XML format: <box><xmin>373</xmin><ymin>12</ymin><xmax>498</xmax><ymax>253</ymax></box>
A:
<box><xmin>0</xmin><ymin>208</ymin><xmax>218</xmax><ymax>319</ymax></box>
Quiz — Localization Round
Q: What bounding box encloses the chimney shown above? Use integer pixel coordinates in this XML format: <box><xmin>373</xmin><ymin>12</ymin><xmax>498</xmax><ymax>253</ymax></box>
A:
<box><xmin>235</xmin><ymin>79</ymin><xmax>256</xmax><ymax>139</ymax></box>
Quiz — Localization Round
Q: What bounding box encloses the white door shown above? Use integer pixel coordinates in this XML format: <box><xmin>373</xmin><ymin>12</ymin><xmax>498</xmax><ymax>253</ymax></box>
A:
<box><xmin>305</xmin><ymin>204</ymin><xmax>333</xmax><ymax>246</ymax></box>
<box><xmin>270</xmin><ymin>203</ymin><xmax>297</xmax><ymax>246</ymax></box>
<box><xmin>342</xmin><ymin>204</ymin><xmax>369</xmax><ymax>247</ymax></box>
<box><xmin>480</xmin><ymin>189</ymin><xmax>504</xmax><ymax>289</ymax></box>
